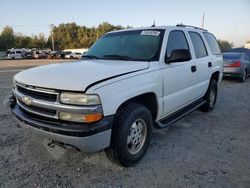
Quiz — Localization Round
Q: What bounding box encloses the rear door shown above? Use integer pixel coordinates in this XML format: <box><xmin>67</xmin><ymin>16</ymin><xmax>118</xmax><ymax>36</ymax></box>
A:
<box><xmin>187</xmin><ymin>31</ymin><xmax>211</xmax><ymax>98</ymax></box>
<box><xmin>161</xmin><ymin>30</ymin><xmax>198</xmax><ymax>116</ymax></box>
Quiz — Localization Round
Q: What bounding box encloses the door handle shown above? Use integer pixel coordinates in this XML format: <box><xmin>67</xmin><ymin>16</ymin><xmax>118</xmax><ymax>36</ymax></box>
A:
<box><xmin>191</xmin><ymin>65</ymin><xmax>197</xmax><ymax>72</ymax></box>
<box><xmin>208</xmin><ymin>62</ymin><xmax>212</xmax><ymax>67</ymax></box>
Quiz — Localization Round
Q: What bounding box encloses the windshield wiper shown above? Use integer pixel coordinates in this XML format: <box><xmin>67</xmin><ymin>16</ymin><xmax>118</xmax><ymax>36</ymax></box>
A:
<box><xmin>81</xmin><ymin>55</ymin><xmax>99</xmax><ymax>60</ymax></box>
<box><xmin>103</xmin><ymin>54</ymin><xmax>146</xmax><ymax>61</ymax></box>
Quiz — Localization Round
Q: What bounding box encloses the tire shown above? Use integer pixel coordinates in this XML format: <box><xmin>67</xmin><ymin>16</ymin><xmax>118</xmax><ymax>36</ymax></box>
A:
<box><xmin>240</xmin><ymin>69</ymin><xmax>247</xmax><ymax>83</ymax></box>
<box><xmin>105</xmin><ymin>103</ymin><xmax>153</xmax><ymax>167</ymax></box>
<box><xmin>200</xmin><ymin>79</ymin><xmax>218</xmax><ymax>112</ymax></box>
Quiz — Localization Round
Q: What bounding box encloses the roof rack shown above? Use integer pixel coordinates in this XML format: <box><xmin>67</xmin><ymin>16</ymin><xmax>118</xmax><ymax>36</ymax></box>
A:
<box><xmin>176</xmin><ymin>24</ymin><xmax>208</xmax><ymax>31</ymax></box>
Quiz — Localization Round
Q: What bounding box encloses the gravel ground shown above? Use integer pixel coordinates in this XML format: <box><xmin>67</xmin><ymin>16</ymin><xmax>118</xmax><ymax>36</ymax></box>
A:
<box><xmin>0</xmin><ymin>62</ymin><xmax>250</xmax><ymax>188</ymax></box>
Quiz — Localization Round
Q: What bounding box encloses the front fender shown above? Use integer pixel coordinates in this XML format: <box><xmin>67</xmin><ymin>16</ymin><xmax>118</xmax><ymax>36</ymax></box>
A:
<box><xmin>90</xmin><ymin>70</ymin><xmax>163</xmax><ymax>118</ymax></box>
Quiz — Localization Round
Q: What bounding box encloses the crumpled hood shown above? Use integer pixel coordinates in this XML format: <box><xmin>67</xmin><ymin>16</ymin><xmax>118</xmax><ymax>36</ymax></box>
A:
<box><xmin>14</xmin><ymin>60</ymin><xmax>148</xmax><ymax>91</ymax></box>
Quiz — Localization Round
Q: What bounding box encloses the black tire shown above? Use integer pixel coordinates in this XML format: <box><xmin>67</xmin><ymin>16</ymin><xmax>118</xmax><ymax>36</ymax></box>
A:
<box><xmin>200</xmin><ymin>79</ymin><xmax>218</xmax><ymax>112</ymax></box>
<box><xmin>105</xmin><ymin>103</ymin><xmax>153</xmax><ymax>167</ymax></box>
<box><xmin>240</xmin><ymin>69</ymin><xmax>247</xmax><ymax>83</ymax></box>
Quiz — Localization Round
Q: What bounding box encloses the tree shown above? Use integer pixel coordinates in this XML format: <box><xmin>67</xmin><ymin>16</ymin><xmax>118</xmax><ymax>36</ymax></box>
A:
<box><xmin>0</xmin><ymin>26</ymin><xmax>15</xmax><ymax>50</ymax></box>
<box><xmin>14</xmin><ymin>33</ymin><xmax>32</xmax><ymax>48</ymax></box>
<box><xmin>217</xmin><ymin>40</ymin><xmax>234</xmax><ymax>52</ymax></box>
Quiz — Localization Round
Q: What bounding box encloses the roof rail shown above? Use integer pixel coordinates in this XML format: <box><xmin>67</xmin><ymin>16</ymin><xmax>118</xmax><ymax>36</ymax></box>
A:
<box><xmin>176</xmin><ymin>24</ymin><xmax>208</xmax><ymax>31</ymax></box>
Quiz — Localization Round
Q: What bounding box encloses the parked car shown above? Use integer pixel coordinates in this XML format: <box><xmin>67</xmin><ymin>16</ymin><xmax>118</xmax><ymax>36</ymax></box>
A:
<box><xmin>228</xmin><ymin>48</ymin><xmax>250</xmax><ymax>59</ymax></box>
<box><xmin>47</xmin><ymin>51</ymin><xmax>59</xmax><ymax>59</ymax></box>
<box><xmin>6</xmin><ymin>49</ymin><xmax>26</xmax><ymax>59</ymax></box>
<box><xmin>60</xmin><ymin>51</ymin><xmax>72</xmax><ymax>59</ymax></box>
<box><xmin>223</xmin><ymin>52</ymin><xmax>250</xmax><ymax>82</ymax></box>
<box><xmin>5</xmin><ymin>25</ymin><xmax>222</xmax><ymax>167</ymax></box>
<box><xmin>33</xmin><ymin>50</ymin><xmax>48</xmax><ymax>59</ymax></box>
<box><xmin>65</xmin><ymin>52</ymin><xmax>82</xmax><ymax>59</ymax></box>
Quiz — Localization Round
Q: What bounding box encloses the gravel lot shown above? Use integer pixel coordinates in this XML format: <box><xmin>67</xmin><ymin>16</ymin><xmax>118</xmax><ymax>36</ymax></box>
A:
<box><xmin>0</xmin><ymin>60</ymin><xmax>250</xmax><ymax>188</ymax></box>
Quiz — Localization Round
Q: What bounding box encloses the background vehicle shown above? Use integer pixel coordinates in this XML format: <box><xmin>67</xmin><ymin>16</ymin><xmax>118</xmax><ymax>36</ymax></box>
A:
<box><xmin>6</xmin><ymin>48</ymin><xmax>27</xmax><ymax>59</ymax></box>
<box><xmin>228</xmin><ymin>48</ymin><xmax>250</xmax><ymax>59</ymax></box>
<box><xmin>65</xmin><ymin>52</ymin><xmax>82</xmax><ymax>59</ymax></box>
<box><xmin>33</xmin><ymin>50</ymin><xmax>48</xmax><ymax>59</ymax></box>
<box><xmin>5</xmin><ymin>25</ymin><xmax>222</xmax><ymax>167</ymax></box>
<box><xmin>60</xmin><ymin>51</ymin><xmax>72</xmax><ymax>59</ymax></box>
<box><xmin>223</xmin><ymin>52</ymin><xmax>250</xmax><ymax>82</ymax></box>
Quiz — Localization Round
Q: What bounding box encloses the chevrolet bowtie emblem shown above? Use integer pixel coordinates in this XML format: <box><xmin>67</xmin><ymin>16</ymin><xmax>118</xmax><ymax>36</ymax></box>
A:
<box><xmin>22</xmin><ymin>96</ymin><xmax>32</xmax><ymax>106</ymax></box>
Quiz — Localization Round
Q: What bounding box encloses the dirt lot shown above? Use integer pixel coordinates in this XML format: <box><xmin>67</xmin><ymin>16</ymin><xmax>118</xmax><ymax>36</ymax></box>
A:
<box><xmin>0</xmin><ymin>59</ymin><xmax>75</xmax><ymax>69</ymax></box>
<box><xmin>0</xmin><ymin>60</ymin><xmax>250</xmax><ymax>188</ymax></box>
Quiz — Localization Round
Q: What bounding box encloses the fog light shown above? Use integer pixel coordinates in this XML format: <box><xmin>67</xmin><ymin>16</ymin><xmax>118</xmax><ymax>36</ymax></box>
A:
<box><xmin>59</xmin><ymin>112</ymin><xmax>102</xmax><ymax>123</ymax></box>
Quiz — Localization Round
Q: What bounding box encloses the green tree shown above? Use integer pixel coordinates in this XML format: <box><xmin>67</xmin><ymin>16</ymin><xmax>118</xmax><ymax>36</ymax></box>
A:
<box><xmin>14</xmin><ymin>33</ymin><xmax>32</xmax><ymax>48</ymax></box>
<box><xmin>0</xmin><ymin>26</ymin><xmax>15</xmax><ymax>50</ymax></box>
<box><xmin>217</xmin><ymin>40</ymin><xmax>234</xmax><ymax>52</ymax></box>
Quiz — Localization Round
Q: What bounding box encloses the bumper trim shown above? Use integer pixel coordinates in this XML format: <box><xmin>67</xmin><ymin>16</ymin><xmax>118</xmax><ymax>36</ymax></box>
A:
<box><xmin>14</xmin><ymin>116</ymin><xmax>111</xmax><ymax>153</ymax></box>
<box><xmin>11</xmin><ymin>103</ymin><xmax>113</xmax><ymax>137</ymax></box>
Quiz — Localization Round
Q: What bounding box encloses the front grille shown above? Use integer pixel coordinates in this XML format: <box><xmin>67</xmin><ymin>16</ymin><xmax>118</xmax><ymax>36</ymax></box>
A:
<box><xmin>18</xmin><ymin>99</ymin><xmax>57</xmax><ymax>116</ymax></box>
<box><xmin>15</xmin><ymin>83</ymin><xmax>59</xmax><ymax>119</ymax></box>
<box><xmin>17</xmin><ymin>85</ymin><xmax>57</xmax><ymax>102</ymax></box>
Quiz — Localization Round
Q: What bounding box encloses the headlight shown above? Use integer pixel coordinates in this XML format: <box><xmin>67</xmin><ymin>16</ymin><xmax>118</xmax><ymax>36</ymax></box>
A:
<box><xmin>60</xmin><ymin>92</ymin><xmax>101</xmax><ymax>105</ymax></box>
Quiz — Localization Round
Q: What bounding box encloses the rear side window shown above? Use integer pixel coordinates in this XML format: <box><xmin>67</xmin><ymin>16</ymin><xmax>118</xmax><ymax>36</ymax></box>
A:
<box><xmin>203</xmin><ymin>32</ymin><xmax>221</xmax><ymax>55</ymax></box>
<box><xmin>189</xmin><ymin>32</ymin><xmax>208</xmax><ymax>58</ymax></box>
<box><xmin>223</xmin><ymin>53</ymin><xmax>241</xmax><ymax>60</ymax></box>
<box><xmin>166</xmin><ymin>30</ymin><xmax>189</xmax><ymax>58</ymax></box>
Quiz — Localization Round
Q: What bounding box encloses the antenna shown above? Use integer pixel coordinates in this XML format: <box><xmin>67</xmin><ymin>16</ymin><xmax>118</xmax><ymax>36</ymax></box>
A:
<box><xmin>202</xmin><ymin>13</ymin><xmax>205</xmax><ymax>29</ymax></box>
<box><xmin>151</xmin><ymin>20</ymin><xmax>155</xmax><ymax>27</ymax></box>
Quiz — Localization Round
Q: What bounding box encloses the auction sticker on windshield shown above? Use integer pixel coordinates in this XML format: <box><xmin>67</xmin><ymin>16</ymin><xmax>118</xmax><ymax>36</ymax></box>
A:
<box><xmin>140</xmin><ymin>30</ymin><xmax>160</xmax><ymax>36</ymax></box>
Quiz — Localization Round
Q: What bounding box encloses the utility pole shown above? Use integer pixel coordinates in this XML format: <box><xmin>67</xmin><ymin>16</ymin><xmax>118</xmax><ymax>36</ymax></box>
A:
<box><xmin>50</xmin><ymin>24</ymin><xmax>55</xmax><ymax>51</ymax></box>
<box><xmin>202</xmin><ymin>13</ymin><xmax>205</xmax><ymax>29</ymax></box>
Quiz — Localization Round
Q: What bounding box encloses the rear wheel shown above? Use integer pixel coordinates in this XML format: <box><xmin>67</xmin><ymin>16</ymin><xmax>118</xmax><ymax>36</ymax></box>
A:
<box><xmin>105</xmin><ymin>103</ymin><xmax>152</xmax><ymax>167</ymax></box>
<box><xmin>240</xmin><ymin>69</ymin><xmax>247</xmax><ymax>83</ymax></box>
<box><xmin>200</xmin><ymin>79</ymin><xmax>218</xmax><ymax>112</ymax></box>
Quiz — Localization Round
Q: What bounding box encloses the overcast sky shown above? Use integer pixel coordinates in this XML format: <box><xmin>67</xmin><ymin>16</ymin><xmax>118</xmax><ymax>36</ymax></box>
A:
<box><xmin>0</xmin><ymin>0</ymin><xmax>249</xmax><ymax>47</ymax></box>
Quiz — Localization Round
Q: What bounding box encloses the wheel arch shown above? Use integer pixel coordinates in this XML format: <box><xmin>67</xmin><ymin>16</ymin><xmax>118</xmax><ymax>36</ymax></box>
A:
<box><xmin>115</xmin><ymin>92</ymin><xmax>159</xmax><ymax>121</ymax></box>
<box><xmin>211</xmin><ymin>71</ymin><xmax>220</xmax><ymax>82</ymax></box>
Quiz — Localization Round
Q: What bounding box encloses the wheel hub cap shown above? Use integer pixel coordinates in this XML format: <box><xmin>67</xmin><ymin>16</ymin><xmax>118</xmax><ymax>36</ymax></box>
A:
<box><xmin>127</xmin><ymin>119</ymin><xmax>147</xmax><ymax>155</ymax></box>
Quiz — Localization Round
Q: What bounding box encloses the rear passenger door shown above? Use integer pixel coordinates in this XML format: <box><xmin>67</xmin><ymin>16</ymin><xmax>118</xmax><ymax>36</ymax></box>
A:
<box><xmin>162</xmin><ymin>30</ymin><xmax>198</xmax><ymax>116</ymax></box>
<box><xmin>188</xmin><ymin>31</ymin><xmax>211</xmax><ymax>98</ymax></box>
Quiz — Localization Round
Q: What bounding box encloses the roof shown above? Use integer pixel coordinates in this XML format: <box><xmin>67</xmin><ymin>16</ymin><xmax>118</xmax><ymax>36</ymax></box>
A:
<box><xmin>108</xmin><ymin>25</ymin><xmax>208</xmax><ymax>34</ymax></box>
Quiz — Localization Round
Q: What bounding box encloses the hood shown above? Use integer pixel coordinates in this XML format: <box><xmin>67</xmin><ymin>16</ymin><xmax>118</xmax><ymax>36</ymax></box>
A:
<box><xmin>14</xmin><ymin>60</ymin><xmax>148</xmax><ymax>91</ymax></box>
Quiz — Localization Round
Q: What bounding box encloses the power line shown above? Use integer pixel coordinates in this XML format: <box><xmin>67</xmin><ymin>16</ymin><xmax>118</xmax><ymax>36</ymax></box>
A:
<box><xmin>0</xmin><ymin>25</ymin><xmax>51</xmax><ymax>27</ymax></box>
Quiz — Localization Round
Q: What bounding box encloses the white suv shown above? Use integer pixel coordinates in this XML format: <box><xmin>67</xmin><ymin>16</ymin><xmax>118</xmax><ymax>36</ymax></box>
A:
<box><xmin>5</xmin><ymin>25</ymin><xmax>223</xmax><ymax>167</ymax></box>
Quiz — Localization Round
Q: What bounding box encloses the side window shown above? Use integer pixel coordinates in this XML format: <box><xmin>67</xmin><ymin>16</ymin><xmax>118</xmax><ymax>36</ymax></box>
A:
<box><xmin>203</xmin><ymin>32</ymin><xmax>221</xmax><ymax>55</ymax></box>
<box><xmin>166</xmin><ymin>30</ymin><xmax>190</xmax><ymax>58</ymax></box>
<box><xmin>189</xmin><ymin>32</ymin><xmax>208</xmax><ymax>58</ymax></box>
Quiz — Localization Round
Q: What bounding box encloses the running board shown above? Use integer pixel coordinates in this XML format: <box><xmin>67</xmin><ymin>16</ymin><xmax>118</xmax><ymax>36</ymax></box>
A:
<box><xmin>156</xmin><ymin>99</ymin><xmax>206</xmax><ymax>129</ymax></box>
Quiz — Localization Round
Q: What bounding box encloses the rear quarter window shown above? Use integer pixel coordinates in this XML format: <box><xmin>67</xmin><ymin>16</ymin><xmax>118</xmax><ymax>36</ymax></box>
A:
<box><xmin>203</xmin><ymin>32</ymin><xmax>221</xmax><ymax>55</ymax></box>
<box><xmin>188</xmin><ymin>31</ymin><xmax>208</xmax><ymax>58</ymax></box>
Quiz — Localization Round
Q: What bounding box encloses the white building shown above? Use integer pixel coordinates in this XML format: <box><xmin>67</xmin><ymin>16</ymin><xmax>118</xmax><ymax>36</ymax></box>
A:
<box><xmin>245</xmin><ymin>42</ymin><xmax>250</xmax><ymax>49</ymax></box>
<box><xmin>64</xmin><ymin>48</ymin><xmax>88</xmax><ymax>54</ymax></box>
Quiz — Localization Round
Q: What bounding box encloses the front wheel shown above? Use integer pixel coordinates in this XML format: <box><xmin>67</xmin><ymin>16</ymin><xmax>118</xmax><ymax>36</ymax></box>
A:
<box><xmin>105</xmin><ymin>103</ymin><xmax>153</xmax><ymax>167</ymax></box>
<box><xmin>200</xmin><ymin>79</ymin><xmax>218</xmax><ymax>112</ymax></box>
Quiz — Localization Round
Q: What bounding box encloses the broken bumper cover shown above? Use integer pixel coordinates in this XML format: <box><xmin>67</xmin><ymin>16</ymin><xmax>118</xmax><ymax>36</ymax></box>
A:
<box><xmin>5</xmin><ymin>93</ymin><xmax>113</xmax><ymax>153</ymax></box>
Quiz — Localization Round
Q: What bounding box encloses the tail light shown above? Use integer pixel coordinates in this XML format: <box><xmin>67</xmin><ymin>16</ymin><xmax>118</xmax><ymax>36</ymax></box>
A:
<box><xmin>226</xmin><ymin>61</ymin><xmax>241</xmax><ymax>67</ymax></box>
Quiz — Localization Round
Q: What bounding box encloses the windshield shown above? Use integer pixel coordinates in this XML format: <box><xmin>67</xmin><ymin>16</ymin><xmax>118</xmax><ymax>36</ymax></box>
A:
<box><xmin>84</xmin><ymin>29</ymin><xmax>165</xmax><ymax>61</ymax></box>
<box><xmin>223</xmin><ymin>53</ymin><xmax>241</xmax><ymax>60</ymax></box>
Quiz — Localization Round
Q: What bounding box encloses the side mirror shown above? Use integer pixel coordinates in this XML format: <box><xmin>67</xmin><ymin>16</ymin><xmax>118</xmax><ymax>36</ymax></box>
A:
<box><xmin>165</xmin><ymin>49</ymin><xmax>191</xmax><ymax>63</ymax></box>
